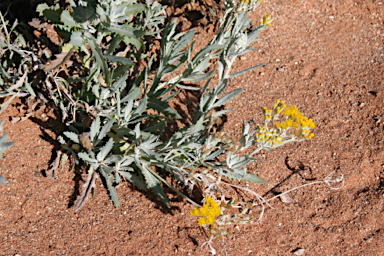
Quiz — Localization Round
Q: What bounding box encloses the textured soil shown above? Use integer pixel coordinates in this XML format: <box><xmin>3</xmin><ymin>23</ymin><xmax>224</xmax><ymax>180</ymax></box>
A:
<box><xmin>0</xmin><ymin>0</ymin><xmax>383</xmax><ymax>255</ymax></box>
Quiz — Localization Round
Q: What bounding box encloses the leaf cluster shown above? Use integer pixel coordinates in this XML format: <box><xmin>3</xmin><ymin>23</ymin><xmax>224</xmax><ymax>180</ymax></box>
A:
<box><xmin>0</xmin><ymin>0</ymin><xmax>288</xmax><ymax>210</ymax></box>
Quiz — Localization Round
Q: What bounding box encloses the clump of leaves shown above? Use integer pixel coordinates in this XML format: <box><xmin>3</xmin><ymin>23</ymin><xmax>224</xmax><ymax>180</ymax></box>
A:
<box><xmin>0</xmin><ymin>0</ymin><xmax>317</xmax><ymax>215</ymax></box>
<box><xmin>36</xmin><ymin>0</ymin><xmax>302</xmax><ymax>211</ymax></box>
<box><xmin>0</xmin><ymin>11</ymin><xmax>37</xmax><ymax>113</ymax></box>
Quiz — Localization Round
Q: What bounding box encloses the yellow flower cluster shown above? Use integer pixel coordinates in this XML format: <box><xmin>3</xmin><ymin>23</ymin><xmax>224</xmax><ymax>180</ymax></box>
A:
<box><xmin>240</xmin><ymin>0</ymin><xmax>263</xmax><ymax>4</ymax></box>
<box><xmin>275</xmin><ymin>105</ymin><xmax>316</xmax><ymax>139</ymax></box>
<box><xmin>262</xmin><ymin>107</ymin><xmax>273</xmax><ymax>121</ymax></box>
<box><xmin>255</xmin><ymin>125</ymin><xmax>283</xmax><ymax>146</ymax></box>
<box><xmin>260</xmin><ymin>14</ymin><xmax>273</xmax><ymax>26</ymax></box>
<box><xmin>263</xmin><ymin>100</ymin><xmax>287</xmax><ymax>122</ymax></box>
<box><xmin>191</xmin><ymin>196</ymin><xmax>222</xmax><ymax>226</ymax></box>
<box><xmin>273</xmin><ymin>99</ymin><xmax>286</xmax><ymax>114</ymax></box>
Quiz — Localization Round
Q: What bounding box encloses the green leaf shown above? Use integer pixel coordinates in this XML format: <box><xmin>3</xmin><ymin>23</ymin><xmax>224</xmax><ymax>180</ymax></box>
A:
<box><xmin>102</xmin><ymin>23</ymin><xmax>145</xmax><ymax>38</ymax></box>
<box><xmin>112</xmin><ymin>73</ymin><xmax>128</xmax><ymax>91</ymax></box>
<box><xmin>69</xmin><ymin>31</ymin><xmax>84</xmax><ymax>46</ymax></box>
<box><xmin>125</xmin><ymin>3</ymin><xmax>146</xmax><ymax>16</ymax></box>
<box><xmin>119</xmin><ymin>171</ymin><xmax>147</xmax><ymax>190</ymax></box>
<box><xmin>215</xmin><ymin>78</ymin><xmax>228</xmax><ymax>96</ymax></box>
<box><xmin>244</xmin><ymin>173</ymin><xmax>267</xmax><ymax>183</ymax></box>
<box><xmin>97</xmin><ymin>119</ymin><xmax>114</xmax><ymax>142</ymax></box>
<box><xmin>173</xmin><ymin>30</ymin><xmax>196</xmax><ymax>54</ymax></box>
<box><xmin>0</xmin><ymin>141</ymin><xmax>15</xmax><ymax>153</ymax></box>
<box><xmin>61</xmin><ymin>10</ymin><xmax>77</xmax><ymax>29</ymax></box>
<box><xmin>0</xmin><ymin>174</ymin><xmax>6</xmax><ymax>186</ymax></box>
<box><xmin>228</xmin><ymin>64</ymin><xmax>265</xmax><ymax>79</ymax></box>
<box><xmin>141</xmin><ymin>165</ymin><xmax>170</xmax><ymax>208</ymax></box>
<box><xmin>133</xmin><ymin>95</ymin><xmax>147</xmax><ymax>116</ymax></box>
<box><xmin>23</xmin><ymin>77</ymin><xmax>36</xmax><ymax>97</ymax></box>
<box><xmin>97</xmin><ymin>138</ymin><xmax>114</xmax><ymax>162</ymax></box>
<box><xmin>212</xmin><ymin>109</ymin><xmax>232</xmax><ymax>118</ymax></box>
<box><xmin>123</xmin><ymin>100</ymin><xmax>133</xmax><ymax>120</ymax></box>
<box><xmin>182</xmin><ymin>69</ymin><xmax>215</xmax><ymax>82</ymax></box>
<box><xmin>90</xmin><ymin>116</ymin><xmax>100</xmax><ymax>141</ymax></box>
<box><xmin>92</xmin><ymin>82</ymin><xmax>100</xmax><ymax>98</ymax></box>
<box><xmin>123</xmin><ymin>36</ymin><xmax>144</xmax><ymax>50</ymax></box>
<box><xmin>87</xmin><ymin>35</ymin><xmax>110</xmax><ymax>86</ymax></box>
<box><xmin>104</xmin><ymin>55</ymin><xmax>133</xmax><ymax>65</ymax></box>
<box><xmin>37</xmin><ymin>3</ymin><xmax>62</xmax><ymax>22</ymax></box>
<box><xmin>36</xmin><ymin>3</ymin><xmax>50</xmax><ymax>16</ymax></box>
<box><xmin>100</xmin><ymin>170</ymin><xmax>119</xmax><ymax>208</ymax></box>
<box><xmin>121</xmin><ymin>87</ymin><xmax>142</xmax><ymax>102</ymax></box>
<box><xmin>63</xmin><ymin>131</ymin><xmax>80</xmax><ymax>144</ymax></box>
<box><xmin>106</xmin><ymin>36</ymin><xmax>123</xmax><ymax>55</ymax></box>
<box><xmin>193</xmin><ymin>44</ymin><xmax>222</xmax><ymax>62</ymax></box>
<box><xmin>143</xmin><ymin>121</ymin><xmax>165</xmax><ymax>133</ymax></box>
<box><xmin>78</xmin><ymin>152</ymin><xmax>97</xmax><ymax>163</ymax></box>
<box><xmin>212</xmin><ymin>88</ymin><xmax>243</xmax><ymax>109</ymax></box>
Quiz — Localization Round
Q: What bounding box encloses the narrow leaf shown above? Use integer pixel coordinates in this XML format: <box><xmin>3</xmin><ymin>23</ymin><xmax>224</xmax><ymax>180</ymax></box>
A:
<box><xmin>125</xmin><ymin>3</ymin><xmax>146</xmax><ymax>16</ymax></box>
<box><xmin>228</xmin><ymin>64</ymin><xmax>265</xmax><ymax>79</ymax></box>
<box><xmin>90</xmin><ymin>116</ymin><xmax>100</xmax><ymax>141</ymax></box>
<box><xmin>0</xmin><ymin>175</ymin><xmax>7</xmax><ymax>186</ymax></box>
<box><xmin>63</xmin><ymin>131</ymin><xmax>80</xmax><ymax>143</ymax></box>
<box><xmin>119</xmin><ymin>171</ymin><xmax>147</xmax><ymax>190</ymax></box>
<box><xmin>78</xmin><ymin>152</ymin><xmax>97</xmax><ymax>163</ymax></box>
<box><xmin>100</xmin><ymin>170</ymin><xmax>119</xmax><ymax>208</ymax></box>
<box><xmin>97</xmin><ymin>138</ymin><xmax>114</xmax><ymax>162</ymax></box>
<box><xmin>104</xmin><ymin>55</ymin><xmax>133</xmax><ymax>65</ymax></box>
<box><xmin>121</xmin><ymin>87</ymin><xmax>142</xmax><ymax>102</ymax></box>
<box><xmin>132</xmin><ymin>95</ymin><xmax>147</xmax><ymax>116</ymax></box>
<box><xmin>141</xmin><ymin>166</ymin><xmax>170</xmax><ymax>208</ymax></box>
<box><xmin>103</xmin><ymin>23</ymin><xmax>145</xmax><ymax>38</ymax></box>
<box><xmin>244</xmin><ymin>173</ymin><xmax>267</xmax><ymax>183</ymax></box>
<box><xmin>182</xmin><ymin>70</ymin><xmax>215</xmax><ymax>82</ymax></box>
<box><xmin>74</xmin><ymin>169</ymin><xmax>97</xmax><ymax>212</ymax></box>
<box><xmin>97</xmin><ymin>119</ymin><xmax>114</xmax><ymax>142</ymax></box>
<box><xmin>87</xmin><ymin>35</ymin><xmax>110</xmax><ymax>85</ymax></box>
<box><xmin>212</xmin><ymin>88</ymin><xmax>243</xmax><ymax>109</ymax></box>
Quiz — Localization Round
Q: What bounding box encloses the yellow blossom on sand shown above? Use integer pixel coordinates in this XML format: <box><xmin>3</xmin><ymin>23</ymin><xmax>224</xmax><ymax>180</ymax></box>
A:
<box><xmin>191</xmin><ymin>196</ymin><xmax>222</xmax><ymax>226</ymax></box>
<box><xmin>275</xmin><ymin>105</ymin><xmax>316</xmax><ymax>139</ymax></box>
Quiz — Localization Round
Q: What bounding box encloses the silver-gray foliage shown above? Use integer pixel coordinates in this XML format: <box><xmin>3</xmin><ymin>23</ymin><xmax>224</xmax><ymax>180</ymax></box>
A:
<box><xmin>4</xmin><ymin>0</ymin><xmax>270</xmax><ymax>208</ymax></box>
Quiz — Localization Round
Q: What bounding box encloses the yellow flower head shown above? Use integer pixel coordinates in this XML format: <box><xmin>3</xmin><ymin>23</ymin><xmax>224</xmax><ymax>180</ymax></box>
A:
<box><xmin>260</xmin><ymin>14</ymin><xmax>273</xmax><ymax>26</ymax></box>
<box><xmin>191</xmin><ymin>196</ymin><xmax>222</xmax><ymax>227</ymax></box>
<box><xmin>275</xmin><ymin>105</ymin><xmax>316</xmax><ymax>139</ymax></box>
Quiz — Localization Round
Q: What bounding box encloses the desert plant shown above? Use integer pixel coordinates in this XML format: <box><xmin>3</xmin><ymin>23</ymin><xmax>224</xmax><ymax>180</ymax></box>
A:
<box><xmin>0</xmin><ymin>11</ymin><xmax>37</xmax><ymax>113</ymax></box>
<box><xmin>0</xmin><ymin>0</ymin><xmax>323</xmax><ymax>240</ymax></box>
<box><xmin>32</xmin><ymin>0</ymin><xmax>283</xmax><ymax>211</ymax></box>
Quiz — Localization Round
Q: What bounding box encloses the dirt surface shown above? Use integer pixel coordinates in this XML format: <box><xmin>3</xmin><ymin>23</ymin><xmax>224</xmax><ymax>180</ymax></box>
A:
<box><xmin>1</xmin><ymin>0</ymin><xmax>383</xmax><ymax>255</ymax></box>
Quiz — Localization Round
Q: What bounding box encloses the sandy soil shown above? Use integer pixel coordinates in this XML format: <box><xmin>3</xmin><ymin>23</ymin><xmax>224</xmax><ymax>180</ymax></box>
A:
<box><xmin>0</xmin><ymin>0</ymin><xmax>383</xmax><ymax>255</ymax></box>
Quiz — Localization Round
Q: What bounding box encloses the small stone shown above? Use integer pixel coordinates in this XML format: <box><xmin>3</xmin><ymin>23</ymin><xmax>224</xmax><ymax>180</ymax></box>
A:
<box><xmin>279</xmin><ymin>193</ymin><xmax>293</xmax><ymax>203</ymax></box>
<box><xmin>293</xmin><ymin>248</ymin><xmax>305</xmax><ymax>255</ymax></box>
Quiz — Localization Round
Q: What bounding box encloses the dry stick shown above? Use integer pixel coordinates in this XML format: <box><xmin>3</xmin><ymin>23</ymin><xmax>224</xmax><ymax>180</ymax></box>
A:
<box><xmin>265</xmin><ymin>172</ymin><xmax>344</xmax><ymax>203</ymax></box>
<box><xmin>219</xmin><ymin>181</ymin><xmax>271</xmax><ymax>221</ymax></box>
<box><xmin>220</xmin><ymin>172</ymin><xmax>344</xmax><ymax>215</ymax></box>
